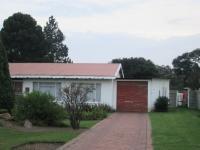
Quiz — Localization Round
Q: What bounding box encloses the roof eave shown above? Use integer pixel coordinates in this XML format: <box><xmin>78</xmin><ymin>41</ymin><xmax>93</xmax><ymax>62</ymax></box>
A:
<box><xmin>114</xmin><ymin>64</ymin><xmax>124</xmax><ymax>78</ymax></box>
<box><xmin>11</xmin><ymin>75</ymin><xmax>116</xmax><ymax>80</ymax></box>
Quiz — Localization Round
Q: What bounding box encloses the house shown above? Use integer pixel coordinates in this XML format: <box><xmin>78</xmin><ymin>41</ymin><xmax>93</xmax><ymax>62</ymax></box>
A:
<box><xmin>9</xmin><ymin>63</ymin><xmax>169</xmax><ymax>112</ymax></box>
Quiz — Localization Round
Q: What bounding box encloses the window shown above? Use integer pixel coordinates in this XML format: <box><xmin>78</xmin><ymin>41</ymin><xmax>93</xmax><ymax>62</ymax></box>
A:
<box><xmin>33</xmin><ymin>82</ymin><xmax>61</xmax><ymax>99</ymax></box>
<box><xmin>13</xmin><ymin>81</ymin><xmax>23</xmax><ymax>95</ymax></box>
<box><xmin>75</xmin><ymin>83</ymin><xmax>101</xmax><ymax>103</ymax></box>
<box><xmin>25</xmin><ymin>87</ymin><xmax>30</xmax><ymax>93</ymax></box>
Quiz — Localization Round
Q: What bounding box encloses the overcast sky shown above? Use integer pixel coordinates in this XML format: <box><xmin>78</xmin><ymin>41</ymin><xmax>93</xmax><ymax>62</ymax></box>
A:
<box><xmin>1</xmin><ymin>0</ymin><xmax>200</xmax><ymax>66</ymax></box>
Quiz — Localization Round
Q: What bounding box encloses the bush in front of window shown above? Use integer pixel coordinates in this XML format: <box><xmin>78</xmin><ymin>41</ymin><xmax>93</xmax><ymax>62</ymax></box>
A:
<box><xmin>82</xmin><ymin>104</ymin><xmax>115</xmax><ymax>113</ymax></box>
<box><xmin>13</xmin><ymin>92</ymin><xmax>66</xmax><ymax>126</ymax></box>
<box><xmin>154</xmin><ymin>96</ymin><xmax>169</xmax><ymax>112</ymax></box>
<box><xmin>81</xmin><ymin>104</ymin><xmax>114</xmax><ymax>120</ymax></box>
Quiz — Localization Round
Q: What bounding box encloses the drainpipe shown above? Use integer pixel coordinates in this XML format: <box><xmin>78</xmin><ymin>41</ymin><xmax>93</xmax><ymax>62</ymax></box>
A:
<box><xmin>187</xmin><ymin>88</ymin><xmax>190</xmax><ymax>108</ymax></box>
<box><xmin>111</xmin><ymin>79</ymin><xmax>114</xmax><ymax>109</ymax></box>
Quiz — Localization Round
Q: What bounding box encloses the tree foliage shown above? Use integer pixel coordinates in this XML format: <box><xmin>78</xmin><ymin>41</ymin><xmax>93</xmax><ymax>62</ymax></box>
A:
<box><xmin>44</xmin><ymin>16</ymin><xmax>72</xmax><ymax>63</ymax></box>
<box><xmin>156</xmin><ymin>65</ymin><xmax>173</xmax><ymax>79</ymax></box>
<box><xmin>112</xmin><ymin>57</ymin><xmax>158</xmax><ymax>79</ymax></box>
<box><xmin>0</xmin><ymin>37</ymin><xmax>14</xmax><ymax>112</ymax></box>
<box><xmin>172</xmin><ymin>49</ymin><xmax>200</xmax><ymax>89</ymax></box>
<box><xmin>1</xmin><ymin>12</ymin><xmax>48</xmax><ymax>62</ymax></box>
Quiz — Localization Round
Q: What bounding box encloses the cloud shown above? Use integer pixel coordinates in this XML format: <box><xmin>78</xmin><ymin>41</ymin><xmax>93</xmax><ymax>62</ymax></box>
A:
<box><xmin>1</xmin><ymin>0</ymin><xmax>200</xmax><ymax>39</ymax></box>
<box><xmin>68</xmin><ymin>32</ymin><xmax>200</xmax><ymax>65</ymax></box>
<box><xmin>51</xmin><ymin>0</ymin><xmax>200</xmax><ymax>39</ymax></box>
<box><xmin>1</xmin><ymin>0</ymin><xmax>200</xmax><ymax>65</ymax></box>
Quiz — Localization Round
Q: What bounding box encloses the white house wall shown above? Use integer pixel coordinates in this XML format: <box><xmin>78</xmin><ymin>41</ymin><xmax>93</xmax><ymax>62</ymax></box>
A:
<box><xmin>148</xmin><ymin>79</ymin><xmax>170</xmax><ymax>112</ymax></box>
<box><xmin>20</xmin><ymin>78</ymin><xmax>169</xmax><ymax>112</ymax></box>
<box><xmin>22</xmin><ymin>80</ymin><xmax>33</xmax><ymax>93</ymax></box>
<box><xmin>21</xmin><ymin>78</ymin><xmax>117</xmax><ymax>109</ymax></box>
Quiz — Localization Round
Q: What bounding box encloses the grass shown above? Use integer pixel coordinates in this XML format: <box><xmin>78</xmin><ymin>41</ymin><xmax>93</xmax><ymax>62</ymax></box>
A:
<box><xmin>150</xmin><ymin>108</ymin><xmax>200</xmax><ymax>150</ymax></box>
<box><xmin>80</xmin><ymin>120</ymin><xmax>100</xmax><ymax>128</ymax></box>
<box><xmin>62</xmin><ymin>119</ymin><xmax>100</xmax><ymax>128</ymax></box>
<box><xmin>0</xmin><ymin>120</ymin><xmax>99</xmax><ymax>150</ymax></box>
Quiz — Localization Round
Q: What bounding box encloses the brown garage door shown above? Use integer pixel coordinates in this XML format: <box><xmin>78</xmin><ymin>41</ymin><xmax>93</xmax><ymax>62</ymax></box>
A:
<box><xmin>117</xmin><ymin>81</ymin><xmax>148</xmax><ymax>112</ymax></box>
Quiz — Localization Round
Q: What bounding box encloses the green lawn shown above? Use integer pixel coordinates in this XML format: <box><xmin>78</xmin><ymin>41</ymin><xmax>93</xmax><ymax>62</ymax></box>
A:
<box><xmin>62</xmin><ymin>120</ymin><xmax>99</xmax><ymax>129</ymax></box>
<box><xmin>150</xmin><ymin>108</ymin><xmax>200</xmax><ymax>150</ymax></box>
<box><xmin>0</xmin><ymin>120</ymin><xmax>99</xmax><ymax>150</ymax></box>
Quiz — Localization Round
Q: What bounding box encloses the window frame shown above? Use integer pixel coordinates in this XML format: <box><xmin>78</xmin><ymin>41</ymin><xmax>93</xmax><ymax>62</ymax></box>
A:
<box><xmin>12</xmin><ymin>80</ymin><xmax>23</xmax><ymax>96</ymax></box>
<box><xmin>33</xmin><ymin>82</ymin><xmax>61</xmax><ymax>99</ymax></box>
<box><xmin>73</xmin><ymin>82</ymin><xmax>101</xmax><ymax>103</ymax></box>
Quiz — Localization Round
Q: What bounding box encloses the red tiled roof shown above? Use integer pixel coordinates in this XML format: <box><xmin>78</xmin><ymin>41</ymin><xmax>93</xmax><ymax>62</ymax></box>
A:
<box><xmin>9</xmin><ymin>63</ymin><xmax>121</xmax><ymax>79</ymax></box>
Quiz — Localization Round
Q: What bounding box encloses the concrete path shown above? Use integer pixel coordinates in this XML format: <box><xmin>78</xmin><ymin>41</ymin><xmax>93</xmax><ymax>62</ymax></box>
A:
<box><xmin>58</xmin><ymin>113</ymin><xmax>152</xmax><ymax>150</ymax></box>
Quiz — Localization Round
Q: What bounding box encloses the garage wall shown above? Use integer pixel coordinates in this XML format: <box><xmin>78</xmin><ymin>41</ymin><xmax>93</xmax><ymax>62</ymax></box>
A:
<box><xmin>148</xmin><ymin>79</ymin><xmax>170</xmax><ymax>111</ymax></box>
<box><xmin>21</xmin><ymin>79</ymin><xmax>117</xmax><ymax>109</ymax></box>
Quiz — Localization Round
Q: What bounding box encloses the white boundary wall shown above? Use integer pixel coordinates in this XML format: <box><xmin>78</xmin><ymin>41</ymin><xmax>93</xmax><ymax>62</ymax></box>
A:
<box><xmin>148</xmin><ymin>79</ymin><xmax>170</xmax><ymax>112</ymax></box>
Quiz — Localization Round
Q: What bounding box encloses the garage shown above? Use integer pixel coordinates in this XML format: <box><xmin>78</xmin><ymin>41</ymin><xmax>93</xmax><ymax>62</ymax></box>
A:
<box><xmin>117</xmin><ymin>80</ymin><xmax>148</xmax><ymax>112</ymax></box>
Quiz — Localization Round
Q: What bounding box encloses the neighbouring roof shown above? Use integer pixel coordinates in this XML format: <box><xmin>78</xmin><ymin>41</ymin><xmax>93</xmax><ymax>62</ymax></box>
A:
<box><xmin>9</xmin><ymin>63</ymin><xmax>123</xmax><ymax>79</ymax></box>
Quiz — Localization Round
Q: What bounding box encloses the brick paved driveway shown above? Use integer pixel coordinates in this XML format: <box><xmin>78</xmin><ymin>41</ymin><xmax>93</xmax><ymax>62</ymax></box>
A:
<box><xmin>58</xmin><ymin>113</ymin><xmax>152</xmax><ymax>150</ymax></box>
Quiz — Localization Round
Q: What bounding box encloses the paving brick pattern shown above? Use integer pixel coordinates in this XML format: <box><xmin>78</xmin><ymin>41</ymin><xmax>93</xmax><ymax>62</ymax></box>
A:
<box><xmin>58</xmin><ymin>113</ymin><xmax>152</xmax><ymax>150</ymax></box>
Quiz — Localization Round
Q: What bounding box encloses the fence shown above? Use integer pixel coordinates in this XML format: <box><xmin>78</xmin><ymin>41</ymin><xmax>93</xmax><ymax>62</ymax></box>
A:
<box><xmin>189</xmin><ymin>90</ymin><xmax>200</xmax><ymax>109</ymax></box>
<box><xmin>170</xmin><ymin>90</ymin><xmax>200</xmax><ymax>110</ymax></box>
<box><xmin>169</xmin><ymin>90</ymin><xmax>177</xmax><ymax>107</ymax></box>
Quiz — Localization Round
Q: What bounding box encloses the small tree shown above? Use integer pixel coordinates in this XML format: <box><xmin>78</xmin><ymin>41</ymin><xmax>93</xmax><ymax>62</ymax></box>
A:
<box><xmin>61</xmin><ymin>83</ymin><xmax>92</xmax><ymax>129</ymax></box>
<box><xmin>0</xmin><ymin>37</ymin><xmax>14</xmax><ymax>112</ymax></box>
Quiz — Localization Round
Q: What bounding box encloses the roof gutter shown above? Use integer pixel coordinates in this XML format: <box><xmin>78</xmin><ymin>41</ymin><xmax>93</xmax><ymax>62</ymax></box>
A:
<box><xmin>11</xmin><ymin>75</ymin><xmax>116</xmax><ymax>80</ymax></box>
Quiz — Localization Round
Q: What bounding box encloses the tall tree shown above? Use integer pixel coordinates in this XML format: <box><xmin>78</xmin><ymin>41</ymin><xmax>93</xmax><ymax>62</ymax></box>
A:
<box><xmin>1</xmin><ymin>12</ymin><xmax>48</xmax><ymax>62</ymax></box>
<box><xmin>0</xmin><ymin>37</ymin><xmax>14</xmax><ymax>112</ymax></box>
<box><xmin>44</xmin><ymin>16</ymin><xmax>72</xmax><ymax>63</ymax></box>
<box><xmin>112</xmin><ymin>57</ymin><xmax>158</xmax><ymax>79</ymax></box>
<box><xmin>172</xmin><ymin>49</ymin><xmax>200</xmax><ymax>89</ymax></box>
<box><xmin>156</xmin><ymin>65</ymin><xmax>173</xmax><ymax>79</ymax></box>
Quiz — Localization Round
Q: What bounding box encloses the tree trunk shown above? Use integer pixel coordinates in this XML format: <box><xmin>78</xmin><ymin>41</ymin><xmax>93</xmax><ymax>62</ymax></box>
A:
<box><xmin>70</xmin><ymin>115</ymin><xmax>80</xmax><ymax>129</ymax></box>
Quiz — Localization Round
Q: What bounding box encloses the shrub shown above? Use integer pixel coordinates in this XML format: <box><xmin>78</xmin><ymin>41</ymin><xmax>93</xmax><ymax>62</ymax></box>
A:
<box><xmin>82</xmin><ymin>109</ymin><xmax>107</xmax><ymax>120</ymax></box>
<box><xmin>81</xmin><ymin>104</ymin><xmax>112</xmax><ymax>120</ymax></box>
<box><xmin>0</xmin><ymin>109</ymin><xmax>8</xmax><ymax>114</ymax></box>
<box><xmin>13</xmin><ymin>92</ymin><xmax>66</xmax><ymax>126</ymax></box>
<box><xmin>82</xmin><ymin>104</ymin><xmax>114</xmax><ymax>113</ymax></box>
<box><xmin>154</xmin><ymin>96</ymin><xmax>169</xmax><ymax>112</ymax></box>
<box><xmin>0</xmin><ymin>120</ymin><xmax>2</xmax><ymax>127</ymax></box>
